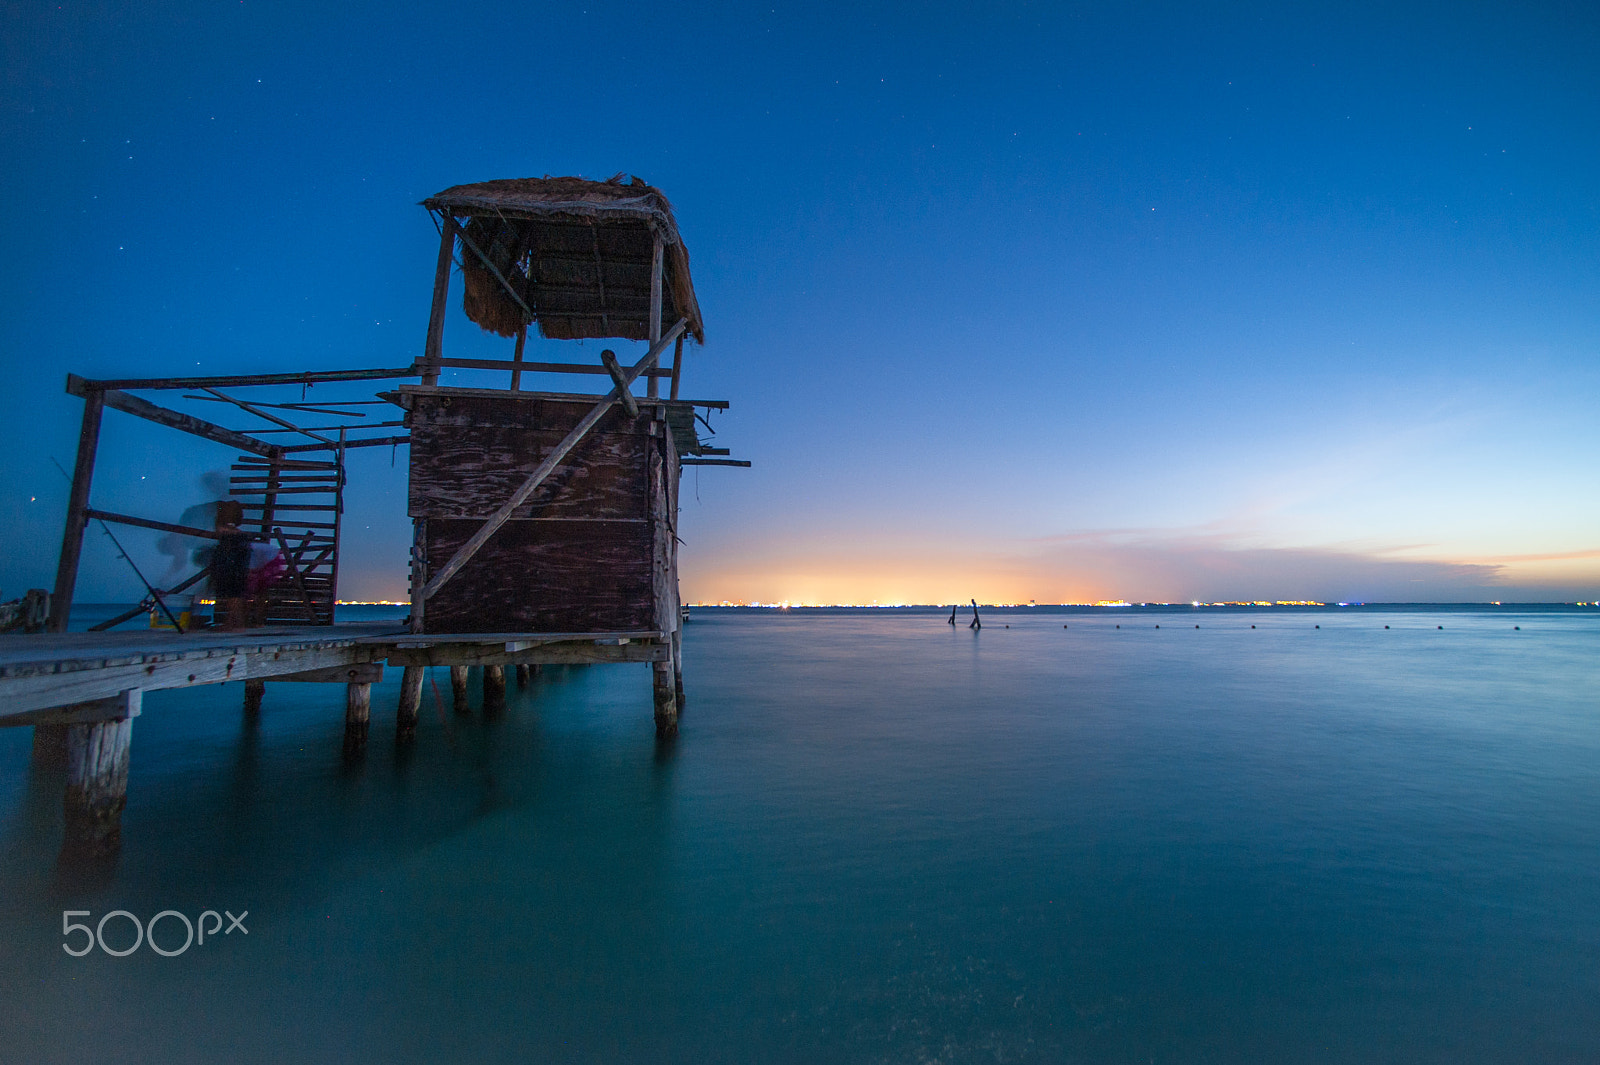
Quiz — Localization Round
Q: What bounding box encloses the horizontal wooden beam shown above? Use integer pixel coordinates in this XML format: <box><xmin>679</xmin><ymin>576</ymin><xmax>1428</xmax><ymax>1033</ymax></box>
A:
<box><xmin>384</xmin><ymin>642</ymin><xmax>666</xmax><ymax>667</ymax></box>
<box><xmin>230</xmin><ymin>485</ymin><xmax>338</xmax><ymax>496</ymax></box>
<box><xmin>233</xmin><ymin>457</ymin><xmax>337</xmax><ymax>469</ymax></box>
<box><xmin>230</xmin><ymin>473</ymin><xmax>340</xmax><ymax>483</ymax></box>
<box><xmin>0</xmin><ymin>644</ymin><xmax>380</xmax><ymax>720</ymax></box>
<box><xmin>266</xmin><ymin>662</ymin><xmax>384</xmax><ymax>684</ymax></box>
<box><xmin>2</xmin><ymin>690</ymin><xmax>141</xmax><ymax>730</ymax></box>
<box><xmin>280</xmin><ymin>435</ymin><xmax>408</xmax><ymax>453</ymax></box>
<box><xmin>392</xmin><ymin>384</ymin><xmax>727</xmax><ymax>410</ymax></box>
<box><xmin>66</xmin><ymin>378</ymin><xmax>279</xmax><ymax>456</ymax></box>
<box><xmin>423</xmin><ymin>358</ymin><xmax>670</xmax><ymax>378</ymax></box>
<box><xmin>86</xmin><ymin>509</ymin><xmax>221</xmax><ymax>540</ymax></box>
<box><xmin>236</xmin><ymin>502</ymin><xmax>337</xmax><ymax>511</ymax></box>
<box><xmin>376</xmin><ymin>630</ymin><xmax>662</xmax><ymax>647</ymax></box>
<box><xmin>240</xmin><ymin>420</ymin><xmax>404</xmax><ymax>435</ymax></box>
<box><xmin>681</xmin><ymin>458</ymin><xmax>752</xmax><ymax>467</ymax></box>
<box><xmin>234</xmin><ymin>517</ymin><xmax>337</xmax><ymax>529</ymax></box>
<box><xmin>79</xmin><ymin>367</ymin><xmax>418</xmax><ymax>391</ymax></box>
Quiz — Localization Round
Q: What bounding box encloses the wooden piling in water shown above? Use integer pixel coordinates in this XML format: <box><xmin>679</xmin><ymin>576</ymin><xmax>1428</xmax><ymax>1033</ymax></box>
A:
<box><xmin>515</xmin><ymin>663</ymin><xmax>531</xmax><ymax>687</ymax></box>
<box><xmin>242</xmin><ymin>679</ymin><xmax>265</xmax><ymax>718</ymax></box>
<box><xmin>483</xmin><ymin>664</ymin><xmax>506</xmax><ymax>716</ymax></box>
<box><xmin>671</xmin><ymin>630</ymin><xmax>685</xmax><ymax>711</ymax></box>
<box><xmin>450</xmin><ymin>666</ymin><xmax>470</xmax><ymax>715</ymax></box>
<box><xmin>343</xmin><ymin>682</ymin><xmax>371</xmax><ymax>756</ymax></box>
<box><xmin>62</xmin><ymin>695</ymin><xmax>137</xmax><ymax>855</ymax></box>
<box><xmin>396</xmin><ymin>665</ymin><xmax>424</xmax><ymax>740</ymax></box>
<box><xmin>653</xmin><ymin>659</ymin><xmax>678</xmax><ymax>737</ymax></box>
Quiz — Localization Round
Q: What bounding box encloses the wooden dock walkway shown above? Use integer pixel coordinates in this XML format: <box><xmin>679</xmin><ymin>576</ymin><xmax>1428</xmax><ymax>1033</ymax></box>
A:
<box><xmin>3</xmin><ymin>624</ymin><xmax>672</xmax><ymax>857</ymax></box>
<box><xmin>0</xmin><ymin>624</ymin><xmax>400</xmax><ymax>721</ymax></box>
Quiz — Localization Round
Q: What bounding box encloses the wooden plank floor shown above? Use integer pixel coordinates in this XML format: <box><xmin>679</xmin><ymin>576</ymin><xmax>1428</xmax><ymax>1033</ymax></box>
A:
<box><xmin>0</xmin><ymin>624</ymin><xmax>671</xmax><ymax>720</ymax></box>
<box><xmin>0</xmin><ymin>624</ymin><xmax>402</xmax><ymax>719</ymax></box>
<box><xmin>0</xmin><ymin>623</ymin><xmax>404</xmax><ymax>676</ymax></box>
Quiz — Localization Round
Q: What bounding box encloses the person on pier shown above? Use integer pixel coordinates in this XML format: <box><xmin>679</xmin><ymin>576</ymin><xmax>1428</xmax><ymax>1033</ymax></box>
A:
<box><xmin>209</xmin><ymin>500</ymin><xmax>253</xmax><ymax>629</ymax></box>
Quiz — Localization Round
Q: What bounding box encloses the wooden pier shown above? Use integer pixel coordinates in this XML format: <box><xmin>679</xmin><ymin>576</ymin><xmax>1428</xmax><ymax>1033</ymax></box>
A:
<box><xmin>2</xmin><ymin>624</ymin><xmax>675</xmax><ymax>853</ymax></box>
<box><xmin>13</xmin><ymin>173</ymin><xmax>745</xmax><ymax>857</ymax></box>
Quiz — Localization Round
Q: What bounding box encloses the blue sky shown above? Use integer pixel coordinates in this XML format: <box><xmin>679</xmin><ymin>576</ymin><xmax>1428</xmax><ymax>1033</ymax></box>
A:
<box><xmin>3</xmin><ymin>0</ymin><xmax>1597</xmax><ymax>604</ymax></box>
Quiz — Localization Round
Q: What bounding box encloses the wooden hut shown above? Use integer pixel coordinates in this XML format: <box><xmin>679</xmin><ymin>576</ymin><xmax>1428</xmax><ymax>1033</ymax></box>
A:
<box><xmin>394</xmin><ymin>174</ymin><xmax>742</xmax><ymax>734</ymax></box>
<box><xmin>13</xmin><ymin>175</ymin><xmax>737</xmax><ymax>861</ymax></box>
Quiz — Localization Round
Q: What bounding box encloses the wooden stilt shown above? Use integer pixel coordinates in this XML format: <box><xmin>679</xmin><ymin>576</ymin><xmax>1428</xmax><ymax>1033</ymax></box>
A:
<box><xmin>421</xmin><ymin>215</ymin><xmax>458</xmax><ymax>387</ymax></box>
<box><xmin>482</xmin><ymin>665</ymin><xmax>506</xmax><ymax>716</ymax></box>
<box><xmin>515</xmin><ymin>663</ymin><xmax>531</xmax><ymax>687</ymax></box>
<box><xmin>63</xmin><ymin>699</ymin><xmax>136</xmax><ymax>855</ymax></box>
<box><xmin>450</xmin><ymin>666</ymin><xmax>470</xmax><ymax>715</ymax></box>
<box><xmin>669</xmin><ymin>334</ymin><xmax>685</xmax><ymax>401</ymax></box>
<box><xmin>33</xmin><ymin>723</ymin><xmax>70</xmax><ymax>769</ymax></box>
<box><xmin>647</xmin><ymin>235</ymin><xmax>663</xmax><ymax>399</ymax></box>
<box><xmin>408</xmin><ymin>519</ymin><xmax>427</xmax><ymax>635</ymax></box>
<box><xmin>396</xmin><ymin>665</ymin><xmax>424</xmax><ymax>741</ymax></box>
<box><xmin>509</xmin><ymin>325</ymin><xmax>527</xmax><ymax>391</ymax></box>
<box><xmin>343</xmin><ymin>682</ymin><xmax>371</xmax><ymax>756</ymax></box>
<box><xmin>242</xmin><ymin>679</ymin><xmax>265</xmax><ymax>718</ymax></box>
<box><xmin>49</xmin><ymin>387</ymin><xmax>106</xmax><ymax>633</ymax></box>
<box><xmin>653</xmin><ymin>659</ymin><xmax>678</xmax><ymax>737</ymax></box>
<box><xmin>672</xmin><ymin>630</ymin><xmax>685</xmax><ymax>711</ymax></box>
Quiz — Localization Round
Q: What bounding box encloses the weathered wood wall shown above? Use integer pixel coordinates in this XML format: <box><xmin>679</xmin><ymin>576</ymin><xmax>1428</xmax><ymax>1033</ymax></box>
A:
<box><xmin>407</xmin><ymin>390</ymin><xmax>677</xmax><ymax>635</ymax></box>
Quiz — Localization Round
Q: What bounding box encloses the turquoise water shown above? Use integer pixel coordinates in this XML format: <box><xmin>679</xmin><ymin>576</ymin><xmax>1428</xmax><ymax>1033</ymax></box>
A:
<box><xmin>2</xmin><ymin>606</ymin><xmax>1598</xmax><ymax>1062</ymax></box>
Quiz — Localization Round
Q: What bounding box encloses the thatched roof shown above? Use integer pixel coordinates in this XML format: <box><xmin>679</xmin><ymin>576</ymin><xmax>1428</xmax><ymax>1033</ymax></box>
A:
<box><xmin>423</xmin><ymin>174</ymin><xmax>704</xmax><ymax>345</ymax></box>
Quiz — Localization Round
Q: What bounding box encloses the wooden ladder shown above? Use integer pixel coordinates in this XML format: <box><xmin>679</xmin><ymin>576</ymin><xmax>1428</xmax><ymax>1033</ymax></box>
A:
<box><xmin>228</xmin><ymin>454</ymin><xmax>345</xmax><ymax>625</ymax></box>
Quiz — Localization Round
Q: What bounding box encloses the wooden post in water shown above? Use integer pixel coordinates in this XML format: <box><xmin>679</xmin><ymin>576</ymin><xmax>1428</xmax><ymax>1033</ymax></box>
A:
<box><xmin>653</xmin><ymin>659</ymin><xmax>678</xmax><ymax>736</ymax></box>
<box><xmin>62</xmin><ymin>692</ymin><xmax>138</xmax><ymax>856</ymax></box>
<box><xmin>242</xmin><ymin>679</ymin><xmax>265</xmax><ymax>719</ymax></box>
<box><xmin>483</xmin><ymin>665</ymin><xmax>506</xmax><ymax>716</ymax></box>
<box><xmin>49</xmin><ymin>387</ymin><xmax>106</xmax><ymax>633</ymax></box>
<box><xmin>515</xmin><ymin>663</ymin><xmax>531</xmax><ymax>688</ymax></box>
<box><xmin>343</xmin><ymin>682</ymin><xmax>371</xmax><ymax>757</ymax></box>
<box><xmin>450</xmin><ymin>666</ymin><xmax>470</xmax><ymax>715</ymax></box>
<box><xmin>396</xmin><ymin>665</ymin><xmax>424</xmax><ymax>741</ymax></box>
<box><xmin>672</xmin><ymin>630</ymin><xmax>685</xmax><ymax>711</ymax></box>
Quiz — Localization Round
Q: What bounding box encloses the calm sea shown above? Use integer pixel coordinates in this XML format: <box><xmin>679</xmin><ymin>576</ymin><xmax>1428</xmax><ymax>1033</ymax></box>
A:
<box><xmin>1</xmin><ymin>605</ymin><xmax>1597</xmax><ymax>1063</ymax></box>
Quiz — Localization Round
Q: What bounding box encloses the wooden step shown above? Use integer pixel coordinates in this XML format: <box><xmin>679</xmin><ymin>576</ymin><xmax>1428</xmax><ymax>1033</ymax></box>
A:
<box><xmin>237</xmin><ymin>503</ymin><xmax>339</xmax><ymax>512</ymax></box>
<box><xmin>230</xmin><ymin>485</ymin><xmax>340</xmax><ymax>496</ymax></box>
<box><xmin>230</xmin><ymin>474</ymin><xmax>343</xmax><ymax>484</ymax></box>
<box><xmin>233</xmin><ymin>457</ymin><xmax>338</xmax><ymax>470</ymax></box>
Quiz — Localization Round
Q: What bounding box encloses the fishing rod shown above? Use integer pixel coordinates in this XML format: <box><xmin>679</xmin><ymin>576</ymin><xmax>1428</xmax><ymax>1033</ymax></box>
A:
<box><xmin>49</xmin><ymin>458</ymin><xmax>187</xmax><ymax>633</ymax></box>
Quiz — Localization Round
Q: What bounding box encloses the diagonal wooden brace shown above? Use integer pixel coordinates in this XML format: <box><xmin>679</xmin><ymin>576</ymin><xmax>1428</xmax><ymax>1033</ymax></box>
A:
<box><xmin>421</xmin><ymin>318</ymin><xmax>688</xmax><ymax>602</ymax></box>
<box><xmin>598</xmin><ymin>349</ymin><xmax>639</xmax><ymax>417</ymax></box>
